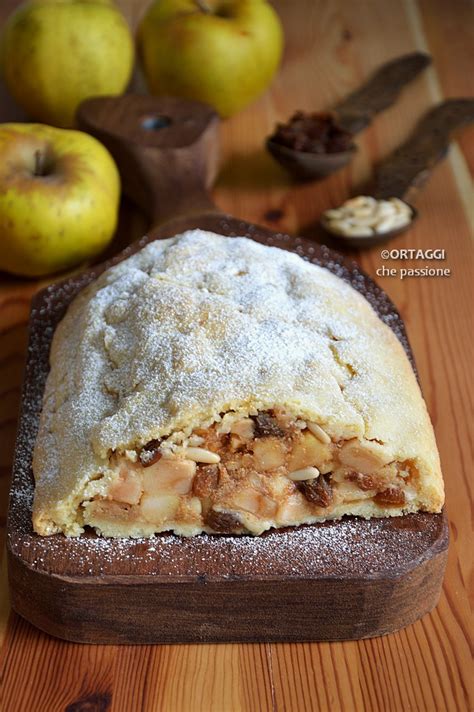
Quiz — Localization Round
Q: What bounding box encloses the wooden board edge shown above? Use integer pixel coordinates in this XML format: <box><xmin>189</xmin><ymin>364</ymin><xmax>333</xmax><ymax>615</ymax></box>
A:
<box><xmin>7</xmin><ymin>539</ymin><xmax>448</xmax><ymax>645</ymax></box>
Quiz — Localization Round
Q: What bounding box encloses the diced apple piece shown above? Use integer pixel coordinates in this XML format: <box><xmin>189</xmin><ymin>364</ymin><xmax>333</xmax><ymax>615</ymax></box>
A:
<box><xmin>252</xmin><ymin>438</ymin><xmax>285</xmax><ymax>470</ymax></box>
<box><xmin>288</xmin><ymin>431</ymin><xmax>331</xmax><ymax>471</ymax></box>
<box><xmin>267</xmin><ymin>473</ymin><xmax>294</xmax><ymax>500</ymax></box>
<box><xmin>192</xmin><ymin>464</ymin><xmax>219</xmax><ymax>498</ymax></box>
<box><xmin>143</xmin><ymin>458</ymin><xmax>196</xmax><ymax>496</ymax></box>
<box><xmin>229</xmin><ymin>434</ymin><xmax>246</xmax><ymax>452</ymax></box>
<box><xmin>330</xmin><ymin>467</ymin><xmax>348</xmax><ymax>483</ymax></box>
<box><xmin>276</xmin><ymin>493</ymin><xmax>308</xmax><ymax>525</ymax></box>
<box><xmin>140</xmin><ymin>494</ymin><xmax>180</xmax><ymax>523</ymax></box>
<box><xmin>336</xmin><ymin>480</ymin><xmax>374</xmax><ymax>502</ymax></box>
<box><xmin>88</xmin><ymin>499</ymin><xmax>136</xmax><ymax>523</ymax></box>
<box><xmin>186</xmin><ymin>496</ymin><xmax>203</xmax><ymax>517</ymax></box>
<box><xmin>230</xmin><ymin>418</ymin><xmax>255</xmax><ymax>439</ymax></box>
<box><xmin>339</xmin><ymin>439</ymin><xmax>391</xmax><ymax>474</ymax></box>
<box><xmin>231</xmin><ymin>488</ymin><xmax>277</xmax><ymax>518</ymax></box>
<box><xmin>108</xmin><ymin>464</ymin><xmax>143</xmax><ymax>505</ymax></box>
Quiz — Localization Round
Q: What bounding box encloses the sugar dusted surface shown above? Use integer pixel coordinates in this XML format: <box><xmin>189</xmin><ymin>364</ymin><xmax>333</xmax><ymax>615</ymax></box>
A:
<box><xmin>8</xmin><ymin>224</ymin><xmax>446</xmax><ymax>581</ymax></box>
<box><xmin>32</xmin><ymin>227</ymin><xmax>443</xmax><ymax>537</ymax></box>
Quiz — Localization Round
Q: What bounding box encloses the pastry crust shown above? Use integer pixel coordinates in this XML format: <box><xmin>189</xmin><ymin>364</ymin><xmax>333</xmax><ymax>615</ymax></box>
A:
<box><xmin>32</xmin><ymin>230</ymin><xmax>444</xmax><ymax>536</ymax></box>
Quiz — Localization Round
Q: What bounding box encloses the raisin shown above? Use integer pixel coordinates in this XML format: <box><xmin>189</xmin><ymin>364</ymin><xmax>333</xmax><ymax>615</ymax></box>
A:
<box><xmin>374</xmin><ymin>487</ymin><xmax>406</xmax><ymax>506</ymax></box>
<box><xmin>139</xmin><ymin>439</ymin><xmax>161</xmax><ymax>467</ymax></box>
<box><xmin>298</xmin><ymin>474</ymin><xmax>333</xmax><ymax>507</ymax></box>
<box><xmin>252</xmin><ymin>412</ymin><xmax>285</xmax><ymax>438</ymax></box>
<box><xmin>348</xmin><ymin>472</ymin><xmax>377</xmax><ymax>491</ymax></box>
<box><xmin>205</xmin><ymin>509</ymin><xmax>243</xmax><ymax>534</ymax></box>
<box><xmin>192</xmin><ymin>465</ymin><xmax>220</xmax><ymax>498</ymax></box>
<box><xmin>269</xmin><ymin>111</ymin><xmax>354</xmax><ymax>155</ymax></box>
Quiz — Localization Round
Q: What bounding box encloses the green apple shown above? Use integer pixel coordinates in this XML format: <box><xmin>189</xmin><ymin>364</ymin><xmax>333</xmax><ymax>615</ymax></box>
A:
<box><xmin>138</xmin><ymin>0</ymin><xmax>283</xmax><ymax>117</ymax></box>
<box><xmin>0</xmin><ymin>123</ymin><xmax>121</xmax><ymax>277</ymax></box>
<box><xmin>0</xmin><ymin>0</ymin><xmax>134</xmax><ymax>128</ymax></box>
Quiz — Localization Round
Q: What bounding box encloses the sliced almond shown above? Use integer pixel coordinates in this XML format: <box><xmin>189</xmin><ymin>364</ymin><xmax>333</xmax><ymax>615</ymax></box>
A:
<box><xmin>87</xmin><ymin>500</ymin><xmax>136</xmax><ymax>524</ymax></box>
<box><xmin>324</xmin><ymin>208</ymin><xmax>344</xmax><ymax>220</ymax></box>
<box><xmin>328</xmin><ymin>219</ymin><xmax>353</xmax><ymax>235</ymax></box>
<box><xmin>374</xmin><ymin>215</ymin><xmax>398</xmax><ymax>233</ymax></box>
<box><xmin>389</xmin><ymin>197</ymin><xmax>412</xmax><ymax>214</ymax></box>
<box><xmin>341</xmin><ymin>225</ymin><xmax>374</xmax><ymax>237</ymax></box>
<box><xmin>348</xmin><ymin>214</ymin><xmax>379</xmax><ymax>226</ymax></box>
<box><xmin>350</xmin><ymin>206</ymin><xmax>377</xmax><ymax>218</ymax></box>
<box><xmin>345</xmin><ymin>196</ymin><xmax>376</xmax><ymax>209</ymax></box>
<box><xmin>390</xmin><ymin>213</ymin><xmax>411</xmax><ymax>228</ymax></box>
<box><xmin>375</xmin><ymin>200</ymin><xmax>396</xmax><ymax>217</ymax></box>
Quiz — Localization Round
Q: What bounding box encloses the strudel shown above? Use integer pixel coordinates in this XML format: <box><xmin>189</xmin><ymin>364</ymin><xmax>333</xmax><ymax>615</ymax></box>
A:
<box><xmin>32</xmin><ymin>230</ymin><xmax>444</xmax><ymax>537</ymax></box>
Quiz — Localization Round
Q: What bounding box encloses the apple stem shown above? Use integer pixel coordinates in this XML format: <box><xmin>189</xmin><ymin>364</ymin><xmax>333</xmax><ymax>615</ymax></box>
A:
<box><xmin>193</xmin><ymin>0</ymin><xmax>211</xmax><ymax>13</ymax></box>
<box><xmin>34</xmin><ymin>149</ymin><xmax>45</xmax><ymax>177</ymax></box>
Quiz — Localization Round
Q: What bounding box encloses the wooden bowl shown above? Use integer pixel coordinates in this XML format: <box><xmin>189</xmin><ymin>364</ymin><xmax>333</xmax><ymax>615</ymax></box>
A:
<box><xmin>321</xmin><ymin>203</ymin><xmax>418</xmax><ymax>249</ymax></box>
<box><xmin>266</xmin><ymin>137</ymin><xmax>357</xmax><ymax>180</ymax></box>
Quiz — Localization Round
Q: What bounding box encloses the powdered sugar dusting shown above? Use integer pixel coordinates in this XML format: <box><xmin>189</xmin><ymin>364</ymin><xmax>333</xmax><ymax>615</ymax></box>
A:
<box><xmin>31</xmin><ymin>229</ymin><xmax>439</xmax><ymax>536</ymax></box>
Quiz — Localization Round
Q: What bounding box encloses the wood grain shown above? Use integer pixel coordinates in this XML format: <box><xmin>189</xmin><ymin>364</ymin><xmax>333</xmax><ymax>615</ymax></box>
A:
<box><xmin>0</xmin><ymin>0</ymin><xmax>472</xmax><ymax>710</ymax></box>
<box><xmin>77</xmin><ymin>94</ymin><xmax>220</xmax><ymax>224</ymax></box>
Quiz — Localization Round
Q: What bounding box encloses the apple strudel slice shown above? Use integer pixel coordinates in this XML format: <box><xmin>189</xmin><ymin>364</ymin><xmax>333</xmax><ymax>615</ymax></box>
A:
<box><xmin>32</xmin><ymin>230</ymin><xmax>444</xmax><ymax>537</ymax></box>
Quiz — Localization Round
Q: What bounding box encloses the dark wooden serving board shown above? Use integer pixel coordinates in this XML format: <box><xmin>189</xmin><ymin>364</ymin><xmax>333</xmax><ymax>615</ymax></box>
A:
<box><xmin>7</xmin><ymin>97</ymin><xmax>448</xmax><ymax>644</ymax></box>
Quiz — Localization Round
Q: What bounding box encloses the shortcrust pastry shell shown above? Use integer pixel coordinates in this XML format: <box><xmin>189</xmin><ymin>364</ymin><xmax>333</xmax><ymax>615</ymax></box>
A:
<box><xmin>32</xmin><ymin>230</ymin><xmax>444</xmax><ymax>536</ymax></box>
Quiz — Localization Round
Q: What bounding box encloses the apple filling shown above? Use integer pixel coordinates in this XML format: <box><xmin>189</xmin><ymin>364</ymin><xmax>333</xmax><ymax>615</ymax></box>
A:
<box><xmin>81</xmin><ymin>410</ymin><xmax>419</xmax><ymax>537</ymax></box>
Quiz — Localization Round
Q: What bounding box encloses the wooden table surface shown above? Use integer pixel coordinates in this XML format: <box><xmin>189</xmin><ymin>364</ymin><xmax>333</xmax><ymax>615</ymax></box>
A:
<box><xmin>0</xmin><ymin>1</ymin><xmax>472</xmax><ymax>710</ymax></box>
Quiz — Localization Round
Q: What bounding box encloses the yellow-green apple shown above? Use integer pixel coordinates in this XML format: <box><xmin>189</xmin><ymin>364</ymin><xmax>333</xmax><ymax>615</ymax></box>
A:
<box><xmin>0</xmin><ymin>123</ymin><xmax>120</xmax><ymax>277</ymax></box>
<box><xmin>138</xmin><ymin>0</ymin><xmax>283</xmax><ymax>117</ymax></box>
<box><xmin>0</xmin><ymin>0</ymin><xmax>134</xmax><ymax>128</ymax></box>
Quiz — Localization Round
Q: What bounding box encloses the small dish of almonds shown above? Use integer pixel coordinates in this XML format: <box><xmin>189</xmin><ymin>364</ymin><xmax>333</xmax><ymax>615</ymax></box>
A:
<box><xmin>321</xmin><ymin>195</ymin><xmax>416</xmax><ymax>248</ymax></box>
